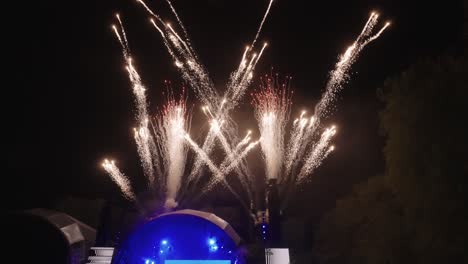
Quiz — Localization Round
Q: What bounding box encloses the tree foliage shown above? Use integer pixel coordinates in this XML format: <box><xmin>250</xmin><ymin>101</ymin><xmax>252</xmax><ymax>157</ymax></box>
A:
<box><xmin>314</xmin><ymin>55</ymin><xmax>468</xmax><ymax>263</ymax></box>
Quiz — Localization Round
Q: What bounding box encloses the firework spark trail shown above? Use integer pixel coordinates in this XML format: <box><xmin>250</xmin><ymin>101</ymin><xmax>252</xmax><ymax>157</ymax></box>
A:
<box><xmin>237</xmin><ymin>46</ymin><xmax>250</xmax><ymax>74</ymax></box>
<box><xmin>297</xmin><ymin>126</ymin><xmax>336</xmax><ymax>182</ymax></box>
<box><xmin>233</xmin><ymin>130</ymin><xmax>252</xmax><ymax>154</ymax></box>
<box><xmin>219</xmin><ymin>130</ymin><xmax>252</xmax><ymax>176</ymax></box>
<box><xmin>107</xmin><ymin>4</ymin><xmax>390</xmax><ymax>207</ymax></box>
<box><xmin>134</xmin><ymin>124</ymin><xmax>156</xmax><ymax>186</ymax></box>
<box><xmin>141</xmin><ymin>0</ymin><xmax>271</xmax><ymax>187</ymax></box>
<box><xmin>112</xmin><ymin>24</ymin><xmax>129</xmax><ymax>58</ymax></box>
<box><xmin>282</xmin><ymin>14</ymin><xmax>390</xmax><ymax>182</ymax></box>
<box><xmin>226</xmin><ymin>46</ymin><xmax>250</xmax><ymax>93</ymax></box>
<box><xmin>254</xmin><ymin>42</ymin><xmax>268</xmax><ymax>65</ymax></box>
<box><xmin>168</xmin><ymin>31</ymin><xmax>218</xmax><ymax>109</ymax></box>
<box><xmin>284</xmin><ymin>112</ymin><xmax>315</xmax><ymax>178</ymax></box>
<box><xmin>167</xmin><ymin>23</ymin><xmax>195</xmax><ymax>58</ymax></box>
<box><xmin>186</xmin><ymin>110</ymin><xmax>230</xmax><ymax>187</ymax></box>
<box><xmin>223</xmin><ymin>0</ymin><xmax>274</xmax><ymax>113</ymax></box>
<box><xmin>253</xmin><ymin>77</ymin><xmax>292</xmax><ymax>180</ymax></box>
<box><xmin>363</xmin><ymin>21</ymin><xmax>391</xmax><ymax>45</ymax></box>
<box><xmin>191</xmin><ymin>139</ymin><xmax>259</xmax><ymax>213</ymax></box>
<box><xmin>202</xmin><ymin>106</ymin><xmax>218</xmax><ymax>120</ymax></box>
<box><xmin>206</xmin><ymin>139</ymin><xmax>260</xmax><ymax>192</ymax></box>
<box><xmin>251</xmin><ymin>0</ymin><xmax>274</xmax><ymax>48</ymax></box>
<box><xmin>298</xmin><ymin>145</ymin><xmax>335</xmax><ymax>184</ymax></box>
<box><xmin>165</xmin><ymin>0</ymin><xmax>197</xmax><ymax>57</ymax></box>
<box><xmin>184</xmin><ymin>130</ymin><xmax>257</xmax><ymax>187</ymax></box>
<box><xmin>225</xmin><ymin>42</ymin><xmax>268</xmax><ymax>110</ymax></box>
<box><xmin>183</xmin><ymin>133</ymin><xmax>245</xmax><ymax>202</ymax></box>
<box><xmin>141</xmin><ymin>0</ymin><xmax>219</xmax><ymax>110</ymax></box>
<box><xmin>151</xmin><ymin>19</ymin><xmax>177</xmax><ymax>60</ymax></box>
<box><xmin>136</xmin><ymin>0</ymin><xmax>165</xmax><ymax>23</ymax></box>
<box><xmin>166</xmin><ymin>0</ymin><xmax>188</xmax><ymax>39</ymax></box>
<box><xmin>155</xmin><ymin>98</ymin><xmax>189</xmax><ymax>207</ymax></box>
<box><xmin>211</xmin><ymin>123</ymin><xmax>253</xmax><ymax>201</ymax></box>
<box><xmin>186</xmin><ymin>129</ymin><xmax>217</xmax><ymax>182</ymax></box>
<box><xmin>141</xmin><ymin>1</ymin><xmax>219</xmax><ymax>108</ymax></box>
<box><xmin>113</xmin><ymin>21</ymin><xmax>160</xmax><ymax>186</ymax></box>
<box><xmin>126</xmin><ymin>58</ymin><xmax>159</xmax><ymax>185</ymax></box>
<box><xmin>116</xmin><ymin>14</ymin><xmax>129</xmax><ymax>49</ymax></box>
<box><xmin>219</xmin><ymin>137</ymin><xmax>254</xmax><ymax>179</ymax></box>
<box><xmin>102</xmin><ymin>159</ymin><xmax>136</xmax><ymax>200</ymax></box>
<box><xmin>314</xmin><ymin>13</ymin><xmax>389</xmax><ymax>121</ymax></box>
<box><xmin>358</xmin><ymin>12</ymin><xmax>379</xmax><ymax>41</ymax></box>
<box><xmin>224</xmin><ymin>0</ymin><xmax>273</xmax><ymax>106</ymax></box>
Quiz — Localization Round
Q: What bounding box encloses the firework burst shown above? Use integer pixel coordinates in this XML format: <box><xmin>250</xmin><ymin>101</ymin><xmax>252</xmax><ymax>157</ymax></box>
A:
<box><xmin>102</xmin><ymin>4</ymin><xmax>389</xmax><ymax>213</ymax></box>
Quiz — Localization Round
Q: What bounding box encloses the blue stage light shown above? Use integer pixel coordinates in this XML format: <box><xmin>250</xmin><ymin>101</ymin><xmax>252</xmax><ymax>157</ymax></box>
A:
<box><xmin>208</xmin><ymin>238</ymin><xmax>216</xmax><ymax>245</ymax></box>
<box><xmin>209</xmin><ymin>245</ymin><xmax>219</xmax><ymax>252</ymax></box>
<box><xmin>161</xmin><ymin>239</ymin><xmax>168</xmax><ymax>245</ymax></box>
<box><xmin>207</xmin><ymin>238</ymin><xmax>219</xmax><ymax>252</ymax></box>
<box><xmin>145</xmin><ymin>260</ymin><xmax>150</xmax><ymax>264</ymax></box>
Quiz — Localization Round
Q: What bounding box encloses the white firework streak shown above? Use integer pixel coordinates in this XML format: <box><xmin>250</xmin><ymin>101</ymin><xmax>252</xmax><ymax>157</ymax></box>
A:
<box><xmin>225</xmin><ymin>42</ymin><xmax>268</xmax><ymax>112</ymax></box>
<box><xmin>138</xmin><ymin>0</ymin><xmax>273</xmax><ymax>190</ymax></box>
<box><xmin>140</xmin><ymin>0</ymin><xmax>219</xmax><ymax>109</ymax></box>
<box><xmin>288</xmin><ymin>13</ymin><xmax>390</xmax><ymax>178</ymax></box>
<box><xmin>165</xmin><ymin>0</ymin><xmax>197</xmax><ymax>56</ymax></box>
<box><xmin>136</xmin><ymin>0</ymin><xmax>165</xmax><ymax>23</ymax></box>
<box><xmin>253</xmin><ymin>79</ymin><xmax>291</xmax><ymax>180</ymax></box>
<box><xmin>187</xmin><ymin>0</ymin><xmax>273</xmax><ymax>172</ymax></box>
<box><xmin>102</xmin><ymin>159</ymin><xmax>136</xmax><ymax>200</ymax></box>
<box><xmin>113</xmin><ymin>21</ymin><xmax>159</xmax><ymax>186</ymax></box>
<box><xmin>297</xmin><ymin>126</ymin><xmax>336</xmax><ymax>182</ymax></box>
<box><xmin>155</xmin><ymin>99</ymin><xmax>189</xmax><ymax>205</ymax></box>
<box><xmin>167</xmin><ymin>23</ymin><xmax>195</xmax><ymax>58</ymax></box>
<box><xmin>211</xmin><ymin>123</ymin><xmax>253</xmax><ymax>200</ymax></box>
<box><xmin>220</xmin><ymin>130</ymin><xmax>253</xmax><ymax>172</ymax></box>
<box><xmin>229</xmin><ymin>46</ymin><xmax>250</xmax><ymax>88</ymax></box>
<box><xmin>205</xmin><ymin>140</ymin><xmax>260</xmax><ymax>193</ymax></box>
<box><xmin>222</xmin><ymin>0</ymin><xmax>273</xmax><ymax>111</ymax></box>
<box><xmin>229</xmin><ymin>0</ymin><xmax>273</xmax><ymax>93</ymax></box>
<box><xmin>116</xmin><ymin>14</ymin><xmax>129</xmax><ymax>50</ymax></box>
<box><xmin>314</xmin><ymin>12</ymin><xmax>389</xmax><ymax>121</ymax></box>
<box><xmin>259</xmin><ymin>113</ymin><xmax>283</xmax><ymax>180</ymax></box>
<box><xmin>183</xmin><ymin>133</ymin><xmax>247</xmax><ymax>202</ymax></box>
<box><xmin>106</xmin><ymin>4</ymin><xmax>391</xmax><ymax>206</ymax></box>
<box><xmin>284</xmin><ymin>112</ymin><xmax>314</xmax><ymax>178</ymax></box>
<box><xmin>251</xmin><ymin>0</ymin><xmax>274</xmax><ymax>48</ymax></box>
<box><xmin>133</xmin><ymin>124</ymin><xmax>156</xmax><ymax>186</ymax></box>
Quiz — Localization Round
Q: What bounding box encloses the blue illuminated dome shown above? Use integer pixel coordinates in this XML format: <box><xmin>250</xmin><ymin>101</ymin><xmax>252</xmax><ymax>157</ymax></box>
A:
<box><xmin>112</xmin><ymin>209</ymin><xmax>242</xmax><ymax>264</ymax></box>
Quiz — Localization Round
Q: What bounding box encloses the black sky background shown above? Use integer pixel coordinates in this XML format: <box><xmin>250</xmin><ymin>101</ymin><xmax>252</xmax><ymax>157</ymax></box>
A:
<box><xmin>6</xmin><ymin>0</ymin><xmax>464</xmax><ymax>221</ymax></box>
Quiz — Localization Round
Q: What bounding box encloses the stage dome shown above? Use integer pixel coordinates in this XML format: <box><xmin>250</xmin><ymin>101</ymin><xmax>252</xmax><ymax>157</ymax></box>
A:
<box><xmin>112</xmin><ymin>209</ymin><xmax>243</xmax><ymax>264</ymax></box>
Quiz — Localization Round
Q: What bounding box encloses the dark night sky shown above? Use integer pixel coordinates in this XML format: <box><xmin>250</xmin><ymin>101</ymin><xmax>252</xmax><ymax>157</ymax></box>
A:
<box><xmin>6</xmin><ymin>0</ymin><xmax>465</xmax><ymax>218</ymax></box>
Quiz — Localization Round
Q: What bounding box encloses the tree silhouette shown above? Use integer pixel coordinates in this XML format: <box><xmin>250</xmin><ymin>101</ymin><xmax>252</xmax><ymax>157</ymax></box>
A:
<box><xmin>314</xmin><ymin>55</ymin><xmax>468</xmax><ymax>263</ymax></box>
